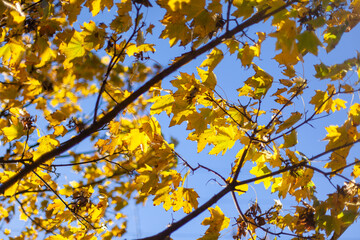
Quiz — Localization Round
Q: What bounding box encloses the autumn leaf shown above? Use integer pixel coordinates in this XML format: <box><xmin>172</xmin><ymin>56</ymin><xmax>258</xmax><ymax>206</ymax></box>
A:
<box><xmin>182</xmin><ymin>188</ymin><xmax>199</xmax><ymax>213</ymax></box>
<box><xmin>235</xmin><ymin>184</ymin><xmax>248</xmax><ymax>195</ymax></box>
<box><xmin>2</xmin><ymin>120</ymin><xmax>25</xmax><ymax>142</ymax></box>
<box><xmin>276</xmin><ymin>112</ymin><xmax>302</xmax><ymax>134</ymax></box>
<box><xmin>323</xmin><ymin>121</ymin><xmax>357</xmax><ymax>171</ymax></box>
<box><xmin>250</xmin><ymin>164</ymin><xmax>272</xmax><ymax>189</ymax></box>
<box><xmin>126</xmin><ymin>43</ymin><xmax>156</xmax><ymax>56</ymax></box>
<box><xmin>81</xmin><ymin>21</ymin><xmax>107</xmax><ymax>50</ymax></box>
<box><xmin>197</xmin><ymin>67</ymin><xmax>217</xmax><ymax>90</ymax></box>
<box><xmin>84</xmin><ymin>0</ymin><xmax>113</xmax><ymax>16</ymax></box>
<box><xmin>200</xmin><ymin>47</ymin><xmax>224</xmax><ymax>72</ymax></box>
<box><xmin>310</xmin><ymin>90</ymin><xmax>347</xmax><ymax>113</ymax></box>
<box><xmin>47</xmin><ymin>199</ymin><xmax>65</xmax><ymax>214</ymax></box>
<box><xmin>280</xmin><ymin>129</ymin><xmax>298</xmax><ymax>148</ymax></box>
<box><xmin>159</xmin><ymin>12</ymin><xmax>191</xmax><ymax>47</ymax></box>
<box><xmin>1</xmin><ymin>171</ymin><xmax>20</xmax><ymax>197</ymax></box>
<box><xmin>324</xmin><ymin>25</ymin><xmax>347</xmax><ymax>52</ymax></box>
<box><xmin>349</xmin><ymin>103</ymin><xmax>360</xmax><ymax>126</ymax></box>
<box><xmin>0</xmin><ymin>40</ymin><xmax>25</xmax><ymax>66</ymax></box>
<box><xmin>33</xmin><ymin>135</ymin><xmax>60</xmax><ymax>161</ymax></box>
<box><xmin>59</xmin><ymin>30</ymin><xmax>87</xmax><ymax>68</ymax></box>
<box><xmin>351</xmin><ymin>160</ymin><xmax>360</xmax><ymax>178</ymax></box>
<box><xmin>297</xmin><ymin>31</ymin><xmax>322</xmax><ymax>55</ymax></box>
<box><xmin>45</xmin><ymin>110</ymin><xmax>67</xmax><ymax>127</ymax></box>
<box><xmin>238</xmin><ymin>43</ymin><xmax>260</xmax><ymax>66</ymax></box>
<box><xmin>167</xmin><ymin>0</ymin><xmax>205</xmax><ymax>18</ymax></box>
<box><xmin>199</xmin><ymin>206</ymin><xmax>230</xmax><ymax>240</ymax></box>
<box><xmin>45</xmin><ymin>235</ymin><xmax>68</xmax><ymax>240</ymax></box>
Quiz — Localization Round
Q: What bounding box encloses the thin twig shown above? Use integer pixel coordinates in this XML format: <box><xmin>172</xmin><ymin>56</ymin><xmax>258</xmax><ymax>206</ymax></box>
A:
<box><xmin>30</xmin><ymin>169</ymin><xmax>96</xmax><ymax>229</ymax></box>
<box><xmin>226</xmin><ymin>0</ymin><xmax>233</xmax><ymax>32</ymax></box>
<box><xmin>93</xmin><ymin>7</ymin><xmax>143</xmax><ymax>123</ymax></box>
<box><xmin>231</xmin><ymin>191</ymin><xmax>256</xmax><ymax>240</ymax></box>
<box><xmin>15</xmin><ymin>196</ymin><xmax>54</xmax><ymax>234</ymax></box>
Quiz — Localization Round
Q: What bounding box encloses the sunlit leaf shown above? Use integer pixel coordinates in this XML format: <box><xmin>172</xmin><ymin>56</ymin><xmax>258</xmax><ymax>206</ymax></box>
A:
<box><xmin>59</xmin><ymin>30</ymin><xmax>87</xmax><ymax>68</ymax></box>
<box><xmin>276</xmin><ymin>112</ymin><xmax>302</xmax><ymax>134</ymax></box>
<box><xmin>280</xmin><ymin>129</ymin><xmax>297</xmax><ymax>148</ymax></box>
<box><xmin>199</xmin><ymin>206</ymin><xmax>230</xmax><ymax>240</ymax></box>
<box><xmin>200</xmin><ymin>47</ymin><xmax>224</xmax><ymax>72</ymax></box>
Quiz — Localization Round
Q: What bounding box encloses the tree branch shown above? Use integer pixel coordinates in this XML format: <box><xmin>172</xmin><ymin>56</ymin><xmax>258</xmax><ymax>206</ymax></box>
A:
<box><xmin>137</xmin><ymin>185</ymin><xmax>232</xmax><ymax>240</ymax></box>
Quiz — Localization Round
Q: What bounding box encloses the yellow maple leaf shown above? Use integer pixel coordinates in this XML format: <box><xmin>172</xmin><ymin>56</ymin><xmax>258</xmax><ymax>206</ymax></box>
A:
<box><xmin>232</xmin><ymin>0</ymin><xmax>255</xmax><ymax>19</ymax></box>
<box><xmin>199</xmin><ymin>206</ymin><xmax>230</xmax><ymax>239</ymax></box>
<box><xmin>168</xmin><ymin>0</ymin><xmax>205</xmax><ymax>18</ymax></box>
<box><xmin>45</xmin><ymin>235</ymin><xmax>68</xmax><ymax>240</ymax></box>
<box><xmin>45</xmin><ymin>110</ymin><xmax>67</xmax><ymax>127</ymax></box>
<box><xmin>159</xmin><ymin>12</ymin><xmax>191</xmax><ymax>47</ymax></box>
<box><xmin>110</xmin><ymin>13</ymin><xmax>132</xmax><ymax>34</ymax></box>
<box><xmin>0</xmin><ymin>40</ymin><xmax>25</xmax><ymax>66</ymax></box>
<box><xmin>197</xmin><ymin>67</ymin><xmax>217</xmax><ymax>90</ymax></box>
<box><xmin>2</xmin><ymin>124</ymin><xmax>24</xmax><ymax>142</ymax></box>
<box><xmin>84</xmin><ymin>0</ymin><xmax>113</xmax><ymax>16</ymax></box>
<box><xmin>9</xmin><ymin>11</ymin><xmax>25</xmax><ymax>24</ymax></box>
<box><xmin>243</xmin><ymin>64</ymin><xmax>274</xmax><ymax>99</ymax></box>
<box><xmin>182</xmin><ymin>188</ymin><xmax>199</xmax><ymax>213</ymax></box>
<box><xmin>127</xmin><ymin>128</ymin><xmax>150</xmax><ymax>152</ymax></box>
<box><xmin>149</xmin><ymin>94</ymin><xmax>174</xmax><ymax>116</ymax></box>
<box><xmin>59</xmin><ymin>30</ymin><xmax>86</xmax><ymax>68</ymax></box>
<box><xmin>223</xmin><ymin>39</ymin><xmax>240</xmax><ymax>54</ymax></box>
<box><xmin>323</xmin><ymin>121</ymin><xmax>357</xmax><ymax>171</ymax></box>
<box><xmin>349</xmin><ymin>103</ymin><xmax>360</xmax><ymax>126</ymax></box>
<box><xmin>280</xmin><ymin>129</ymin><xmax>298</xmax><ymax>148</ymax></box>
<box><xmin>351</xmin><ymin>160</ymin><xmax>360</xmax><ymax>178</ymax></box>
<box><xmin>270</xmin><ymin>145</ymin><xmax>283</xmax><ymax>167</ymax></box>
<box><xmin>331</xmin><ymin>98</ymin><xmax>347</xmax><ymax>112</ymax></box>
<box><xmin>249</xmin><ymin>164</ymin><xmax>272</xmax><ymax>189</ymax></box>
<box><xmin>310</xmin><ymin>89</ymin><xmax>347</xmax><ymax>114</ymax></box>
<box><xmin>53</xmin><ymin>125</ymin><xmax>68</xmax><ymax>136</ymax></box>
<box><xmin>273</xmin><ymin>48</ymin><xmax>301</xmax><ymax>66</ymax></box>
<box><xmin>207</xmin><ymin>125</ymin><xmax>238</xmax><ymax>155</ymax></box>
<box><xmin>23</xmin><ymin>78</ymin><xmax>43</xmax><ymax>98</ymax></box>
<box><xmin>47</xmin><ymin>199</ymin><xmax>65</xmax><ymax>214</ymax></box>
<box><xmin>235</xmin><ymin>184</ymin><xmax>248</xmax><ymax>196</ymax></box>
<box><xmin>33</xmin><ymin>135</ymin><xmax>60</xmax><ymax>160</ymax></box>
<box><xmin>35</xmin><ymin>37</ymin><xmax>57</xmax><ymax>68</ymax></box>
<box><xmin>59</xmin><ymin>185</ymin><xmax>74</xmax><ymax>197</ymax></box>
<box><xmin>200</xmin><ymin>47</ymin><xmax>224</xmax><ymax>72</ymax></box>
<box><xmin>126</xmin><ymin>43</ymin><xmax>156</xmax><ymax>57</ymax></box>
<box><xmin>238</xmin><ymin>43</ymin><xmax>260</xmax><ymax>66</ymax></box>
<box><xmin>81</xmin><ymin>21</ymin><xmax>107</xmax><ymax>50</ymax></box>
<box><xmin>276</xmin><ymin>112</ymin><xmax>302</xmax><ymax>134</ymax></box>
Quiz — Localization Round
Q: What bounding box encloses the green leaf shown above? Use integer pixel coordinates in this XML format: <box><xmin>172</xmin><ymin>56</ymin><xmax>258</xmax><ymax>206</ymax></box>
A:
<box><xmin>297</xmin><ymin>31</ymin><xmax>322</xmax><ymax>55</ymax></box>
<box><xmin>324</xmin><ymin>25</ymin><xmax>347</xmax><ymax>52</ymax></box>
<box><xmin>280</xmin><ymin>129</ymin><xmax>297</xmax><ymax>148</ymax></box>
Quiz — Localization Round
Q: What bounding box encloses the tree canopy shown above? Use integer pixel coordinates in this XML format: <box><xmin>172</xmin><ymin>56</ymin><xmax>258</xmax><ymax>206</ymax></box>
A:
<box><xmin>0</xmin><ymin>0</ymin><xmax>360</xmax><ymax>239</ymax></box>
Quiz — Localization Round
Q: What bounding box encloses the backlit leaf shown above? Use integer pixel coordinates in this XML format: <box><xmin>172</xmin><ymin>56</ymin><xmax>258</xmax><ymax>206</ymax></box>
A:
<box><xmin>33</xmin><ymin>135</ymin><xmax>60</xmax><ymax>161</ymax></box>
<box><xmin>276</xmin><ymin>112</ymin><xmax>302</xmax><ymax>134</ymax></box>
<box><xmin>200</xmin><ymin>47</ymin><xmax>224</xmax><ymax>72</ymax></box>
<box><xmin>297</xmin><ymin>31</ymin><xmax>322</xmax><ymax>55</ymax></box>
<box><xmin>199</xmin><ymin>206</ymin><xmax>230</xmax><ymax>240</ymax></box>
<box><xmin>59</xmin><ymin>30</ymin><xmax>86</xmax><ymax>68</ymax></box>
<box><xmin>280</xmin><ymin>129</ymin><xmax>297</xmax><ymax>148</ymax></box>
